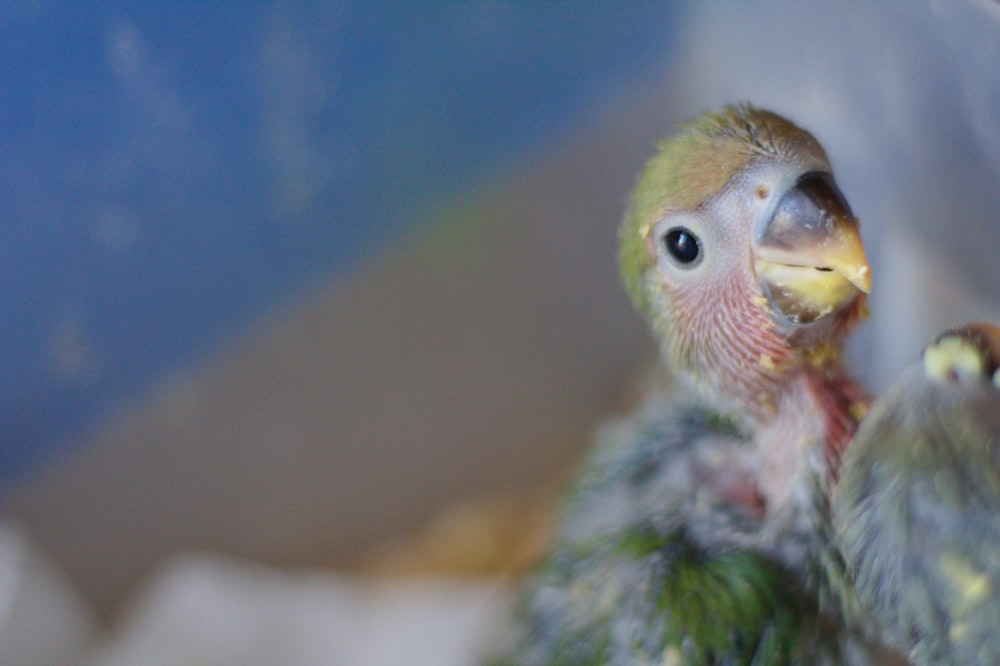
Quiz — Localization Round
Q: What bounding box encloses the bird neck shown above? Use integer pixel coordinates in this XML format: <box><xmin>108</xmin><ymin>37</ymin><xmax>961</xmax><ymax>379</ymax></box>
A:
<box><xmin>744</xmin><ymin>365</ymin><xmax>870</xmax><ymax>518</ymax></box>
<box><xmin>799</xmin><ymin>365</ymin><xmax>870</xmax><ymax>483</ymax></box>
<box><xmin>662</xmin><ymin>274</ymin><xmax>803</xmax><ymax>421</ymax></box>
<box><xmin>661</xmin><ymin>269</ymin><xmax>867</xmax><ymax>438</ymax></box>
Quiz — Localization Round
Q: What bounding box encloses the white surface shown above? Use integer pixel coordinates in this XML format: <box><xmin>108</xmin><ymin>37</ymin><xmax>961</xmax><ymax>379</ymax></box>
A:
<box><xmin>1</xmin><ymin>522</ymin><xmax>514</xmax><ymax>666</ymax></box>
<box><xmin>0</xmin><ymin>522</ymin><xmax>96</xmax><ymax>666</ymax></box>
<box><xmin>88</xmin><ymin>554</ymin><xmax>512</xmax><ymax>666</ymax></box>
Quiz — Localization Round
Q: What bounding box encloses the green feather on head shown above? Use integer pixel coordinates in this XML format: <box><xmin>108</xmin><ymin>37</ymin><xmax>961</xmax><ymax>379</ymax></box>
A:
<box><xmin>618</xmin><ymin>103</ymin><xmax>829</xmax><ymax>317</ymax></box>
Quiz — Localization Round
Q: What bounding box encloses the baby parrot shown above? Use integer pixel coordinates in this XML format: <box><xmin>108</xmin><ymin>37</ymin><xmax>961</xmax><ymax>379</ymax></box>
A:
<box><xmin>495</xmin><ymin>104</ymin><xmax>896</xmax><ymax>665</ymax></box>
<box><xmin>835</xmin><ymin>322</ymin><xmax>1000</xmax><ymax>665</ymax></box>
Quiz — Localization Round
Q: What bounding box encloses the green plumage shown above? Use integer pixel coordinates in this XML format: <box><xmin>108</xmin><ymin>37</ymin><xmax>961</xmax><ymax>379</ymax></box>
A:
<box><xmin>496</xmin><ymin>397</ymin><xmax>860</xmax><ymax>665</ymax></box>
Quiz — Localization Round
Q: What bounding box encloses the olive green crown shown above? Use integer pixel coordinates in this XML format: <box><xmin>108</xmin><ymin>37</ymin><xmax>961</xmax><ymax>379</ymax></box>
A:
<box><xmin>618</xmin><ymin>104</ymin><xmax>826</xmax><ymax>315</ymax></box>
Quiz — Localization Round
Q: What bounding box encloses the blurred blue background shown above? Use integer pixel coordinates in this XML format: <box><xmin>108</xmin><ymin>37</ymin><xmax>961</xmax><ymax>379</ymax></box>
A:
<box><xmin>4</xmin><ymin>0</ymin><xmax>1000</xmax><ymax>625</ymax></box>
<box><xmin>1</xmin><ymin>3</ymin><xmax>678</xmax><ymax>485</ymax></box>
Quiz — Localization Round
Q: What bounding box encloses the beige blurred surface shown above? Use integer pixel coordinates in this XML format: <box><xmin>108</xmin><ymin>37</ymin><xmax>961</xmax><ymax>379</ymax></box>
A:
<box><xmin>4</xmin><ymin>90</ymin><xmax>672</xmax><ymax>616</ymax></box>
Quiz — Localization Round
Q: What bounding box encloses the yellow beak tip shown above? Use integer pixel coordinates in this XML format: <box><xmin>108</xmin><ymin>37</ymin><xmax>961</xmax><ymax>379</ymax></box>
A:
<box><xmin>853</xmin><ymin>267</ymin><xmax>872</xmax><ymax>294</ymax></box>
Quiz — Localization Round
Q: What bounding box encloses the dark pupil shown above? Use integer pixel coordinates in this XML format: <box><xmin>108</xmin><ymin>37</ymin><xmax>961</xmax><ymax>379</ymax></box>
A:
<box><xmin>664</xmin><ymin>227</ymin><xmax>700</xmax><ymax>264</ymax></box>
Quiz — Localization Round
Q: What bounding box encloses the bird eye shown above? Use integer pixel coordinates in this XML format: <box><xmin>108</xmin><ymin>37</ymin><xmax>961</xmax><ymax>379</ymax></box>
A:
<box><xmin>663</xmin><ymin>227</ymin><xmax>702</xmax><ymax>266</ymax></box>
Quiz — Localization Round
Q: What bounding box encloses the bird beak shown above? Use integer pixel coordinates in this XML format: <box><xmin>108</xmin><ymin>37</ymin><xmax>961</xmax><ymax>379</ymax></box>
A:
<box><xmin>754</xmin><ymin>172</ymin><xmax>871</xmax><ymax>325</ymax></box>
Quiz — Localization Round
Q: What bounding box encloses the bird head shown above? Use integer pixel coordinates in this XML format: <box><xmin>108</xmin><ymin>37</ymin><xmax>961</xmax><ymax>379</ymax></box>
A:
<box><xmin>923</xmin><ymin>322</ymin><xmax>1000</xmax><ymax>387</ymax></box>
<box><xmin>619</xmin><ymin>104</ymin><xmax>871</xmax><ymax>415</ymax></box>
